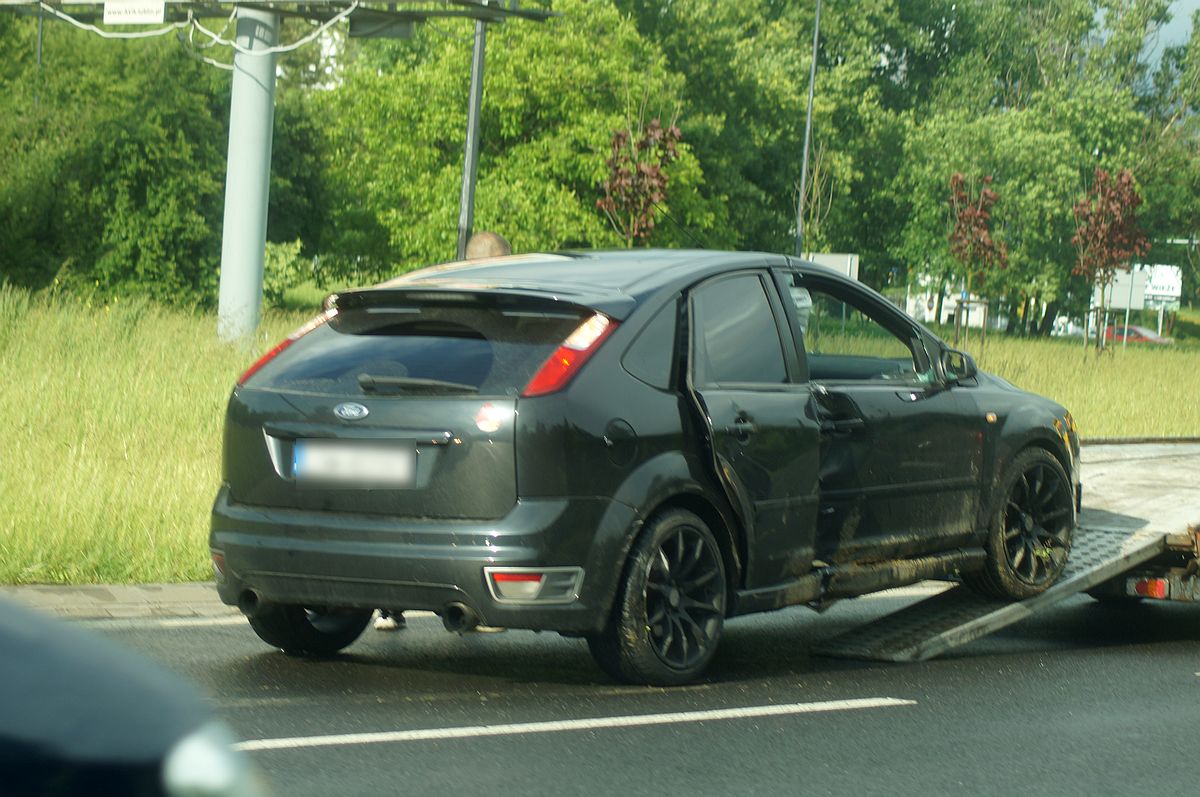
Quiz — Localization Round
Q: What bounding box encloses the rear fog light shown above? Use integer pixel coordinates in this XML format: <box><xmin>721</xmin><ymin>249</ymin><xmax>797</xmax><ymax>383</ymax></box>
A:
<box><xmin>485</xmin><ymin>568</ymin><xmax>584</xmax><ymax>604</ymax></box>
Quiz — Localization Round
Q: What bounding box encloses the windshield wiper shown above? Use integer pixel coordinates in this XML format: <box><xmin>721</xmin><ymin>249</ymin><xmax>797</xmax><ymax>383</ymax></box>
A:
<box><xmin>357</xmin><ymin>374</ymin><xmax>479</xmax><ymax>395</ymax></box>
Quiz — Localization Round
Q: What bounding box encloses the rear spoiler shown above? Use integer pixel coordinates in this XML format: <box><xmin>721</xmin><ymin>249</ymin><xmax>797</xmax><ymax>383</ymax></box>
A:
<box><xmin>325</xmin><ymin>285</ymin><xmax>637</xmax><ymax>321</ymax></box>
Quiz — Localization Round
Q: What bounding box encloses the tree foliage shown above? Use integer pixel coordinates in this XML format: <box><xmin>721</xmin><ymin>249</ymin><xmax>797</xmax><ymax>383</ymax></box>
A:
<box><xmin>0</xmin><ymin>0</ymin><xmax>1199</xmax><ymax>320</ymax></box>
<box><xmin>314</xmin><ymin>0</ymin><xmax>724</xmax><ymax>280</ymax></box>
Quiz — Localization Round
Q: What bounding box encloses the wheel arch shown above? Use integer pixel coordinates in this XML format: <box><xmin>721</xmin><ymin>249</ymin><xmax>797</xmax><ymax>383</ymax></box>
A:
<box><xmin>642</xmin><ymin>492</ymin><xmax>745</xmax><ymax>600</ymax></box>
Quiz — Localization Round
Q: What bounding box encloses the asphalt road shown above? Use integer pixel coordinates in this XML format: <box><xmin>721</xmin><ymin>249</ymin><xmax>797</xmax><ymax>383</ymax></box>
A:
<box><xmin>87</xmin><ymin>588</ymin><xmax>1200</xmax><ymax>797</ymax></box>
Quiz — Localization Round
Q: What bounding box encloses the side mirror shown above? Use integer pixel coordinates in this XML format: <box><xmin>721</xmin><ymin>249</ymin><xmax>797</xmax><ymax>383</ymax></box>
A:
<box><xmin>941</xmin><ymin>348</ymin><xmax>977</xmax><ymax>383</ymax></box>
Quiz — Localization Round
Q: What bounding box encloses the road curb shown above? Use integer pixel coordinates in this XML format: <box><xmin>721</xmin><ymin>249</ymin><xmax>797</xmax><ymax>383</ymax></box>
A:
<box><xmin>0</xmin><ymin>582</ymin><xmax>236</xmax><ymax>620</ymax></box>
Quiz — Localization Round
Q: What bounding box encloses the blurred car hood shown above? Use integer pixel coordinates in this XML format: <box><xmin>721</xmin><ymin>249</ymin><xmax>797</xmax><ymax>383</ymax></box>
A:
<box><xmin>0</xmin><ymin>598</ymin><xmax>208</xmax><ymax>765</ymax></box>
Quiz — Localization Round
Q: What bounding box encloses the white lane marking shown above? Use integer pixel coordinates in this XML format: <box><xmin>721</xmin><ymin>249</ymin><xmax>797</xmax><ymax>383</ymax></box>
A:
<box><xmin>234</xmin><ymin>697</ymin><xmax>917</xmax><ymax>752</ymax></box>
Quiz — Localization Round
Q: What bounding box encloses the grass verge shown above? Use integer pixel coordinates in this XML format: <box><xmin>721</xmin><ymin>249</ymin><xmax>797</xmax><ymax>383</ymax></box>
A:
<box><xmin>0</xmin><ymin>287</ymin><xmax>304</xmax><ymax>584</ymax></box>
<box><xmin>959</xmin><ymin>333</ymin><xmax>1200</xmax><ymax>438</ymax></box>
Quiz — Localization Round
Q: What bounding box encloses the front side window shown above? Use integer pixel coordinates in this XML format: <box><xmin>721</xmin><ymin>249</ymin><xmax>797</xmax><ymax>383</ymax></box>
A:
<box><xmin>691</xmin><ymin>274</ymin><xmax>787</xmax><ymax>386</ymax></box>
<box><xmin>784</xmin><ymin>273</ymin><xmax>925</xmax><ymax>383</ymax></box>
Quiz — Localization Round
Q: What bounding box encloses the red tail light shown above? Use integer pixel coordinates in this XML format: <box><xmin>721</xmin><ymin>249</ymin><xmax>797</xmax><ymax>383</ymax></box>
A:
<box><xmin>521</xmin><ymin>313</ymin><xmax>617</xmax><ymax>397</ymax></box>
<box><xmin>236</xmin><ymin>309</ymin><xmax>337</xmax><ymax>387</ymax></box>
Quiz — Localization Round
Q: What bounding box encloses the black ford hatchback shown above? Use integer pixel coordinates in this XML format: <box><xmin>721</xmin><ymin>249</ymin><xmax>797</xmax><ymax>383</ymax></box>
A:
<box><xmin>212</xmin><ymin>250</ymin><xmax>1080</xmax><ymax>685</ymax></box>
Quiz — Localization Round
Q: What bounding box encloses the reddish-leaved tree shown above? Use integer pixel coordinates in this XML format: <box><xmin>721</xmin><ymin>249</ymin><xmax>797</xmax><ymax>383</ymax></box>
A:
<box><xmin>946</xmin><ymin>173</ymin><xmax>1007</xmax><ymax>327</ymax></box>
<box><xmin>1071</xmin><ymin>168</ymin><xmax>1149</xmax><ymax>350</ymax></box>
<box><xmin>597</xmin><ymin>117</ymin><xmax>682</xmax><ymax>248</ymax></box>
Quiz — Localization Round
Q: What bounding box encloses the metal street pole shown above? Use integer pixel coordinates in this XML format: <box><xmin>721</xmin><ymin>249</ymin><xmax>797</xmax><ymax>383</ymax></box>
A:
<box><xmin>456</xmin><ymin>19</ymin><xmax>487</xmax><ymax>260</ymax></box>
<box><xmin>217</xmin><ymin>8</ymin><xmax>279</xmax><ymax>344</ymax></box>
<box><xmin>794</xmin><ymin>0</ymin><xmax>822</xmax><ymax>259</ymax></box>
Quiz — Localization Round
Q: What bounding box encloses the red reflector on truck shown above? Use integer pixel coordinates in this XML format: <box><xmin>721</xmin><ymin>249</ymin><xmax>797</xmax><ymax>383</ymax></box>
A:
<box><xmin>1132</xmin><ymin>578</ymin><xmax>1169</xmax><ymax>599</ymax></box>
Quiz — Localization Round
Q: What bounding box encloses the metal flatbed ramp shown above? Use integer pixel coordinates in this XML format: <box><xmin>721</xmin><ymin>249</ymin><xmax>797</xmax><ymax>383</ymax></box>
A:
<box><xmin>814</xmin><ymin>527</ymin><xmax>1169</xmax><ymax>663</ymax></box>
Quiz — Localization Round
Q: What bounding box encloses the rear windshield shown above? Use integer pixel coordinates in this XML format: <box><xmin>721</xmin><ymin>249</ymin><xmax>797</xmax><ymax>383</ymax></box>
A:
<box><xmin>247</xmin><ymin>303</ymin><xmax>586</xmax><ymax>396</ymax></box>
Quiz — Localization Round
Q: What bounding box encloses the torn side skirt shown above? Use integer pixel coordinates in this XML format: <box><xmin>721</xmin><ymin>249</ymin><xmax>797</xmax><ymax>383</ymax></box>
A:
<box><xmin>822</xmin><ymin>549</ymin><xmax>986</xmax><ymax>599</ymax></box>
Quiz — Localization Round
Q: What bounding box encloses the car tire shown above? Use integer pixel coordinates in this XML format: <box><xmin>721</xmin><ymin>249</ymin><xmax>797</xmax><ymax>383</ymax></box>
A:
<box><xmin>248</xmin><ymin>604</ymin><xmax>373</xmax><ymax>656</ymax></box>
<box><xmin>964</xmin><ymin>448</ymin><xmax>1075</xmax><ymax>600</ymax></box>
<box><xmin>587</xmin><ymin>509</ymin><xmax>727</xmax><ymax>686</ymax></box>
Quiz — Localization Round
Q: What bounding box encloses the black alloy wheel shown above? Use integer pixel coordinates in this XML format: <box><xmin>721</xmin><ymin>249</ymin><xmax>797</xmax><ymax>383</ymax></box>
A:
<box><xmin>1003</xmin><ymin>462</ymin><xmax>1073</xmax><ymax>586</ymax></box>
<box><xmin>248</xmin><ymin>604</ymin><xmax>373</xmax><ymax>656</ymax></box>
<box><xmin>588</xmin><ymin>509</ymin><xmax>727</xmax><ymax>686</ymax></box>
<box><xmin>966</xmin><ymin>448</ymin><xmax>1075</xmax><ymax>600</ymax></box>
<box><xmin>644</xmin><ymin>526</ymin><xmax>726</xmax><ymax>670</ymax></box>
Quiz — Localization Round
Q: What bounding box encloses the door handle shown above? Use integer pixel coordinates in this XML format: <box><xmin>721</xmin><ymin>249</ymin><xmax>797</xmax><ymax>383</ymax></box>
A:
<box><xmin>820</xmin><ymin>417</ymin><xmax>864</xmax><ymax>435</ymax></box>
<box><xmin>725</xmin><ymin>418</ymin><xmax>757</xmax><ymax>440</ymax></box>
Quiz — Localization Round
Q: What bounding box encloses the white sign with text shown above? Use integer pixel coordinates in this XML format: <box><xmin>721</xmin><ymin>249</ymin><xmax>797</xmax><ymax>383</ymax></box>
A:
<box><xmin>103</xmin><ymin>0</ymin><xmax>166</xmax><ymax>25</ymax></box>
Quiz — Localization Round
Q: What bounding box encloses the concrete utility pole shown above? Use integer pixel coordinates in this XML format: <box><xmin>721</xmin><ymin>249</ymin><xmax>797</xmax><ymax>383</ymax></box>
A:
<box><xmin>217</xmin><ymin>8</ymin><xmax>279</xmax><ymax>344</ymax></box>
<box><xmin>794</xmin><ymin>0</ymin><xmax>822</xmax><ymax>259</ymax></box>
<box><xmin>455</xmin><ymin>19</ymin><xmax>488</xmax><ymax>260</ymax></box>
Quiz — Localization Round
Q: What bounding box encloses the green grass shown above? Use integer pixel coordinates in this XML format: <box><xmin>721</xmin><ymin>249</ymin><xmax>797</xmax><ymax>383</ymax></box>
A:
<box><xmin>0</xmin><ymin>287</ymin><xmax>1196</xmax><ymax>585</ymax></box>
<box><xmin>956</xmin><ymin>332</ymin><xmax>1200</xmax><ymax>439</ymax></box>
<box><xmin>0</xmin><ymin>287</ymin><xmax>307</xmax><ymax>584</ymax></box>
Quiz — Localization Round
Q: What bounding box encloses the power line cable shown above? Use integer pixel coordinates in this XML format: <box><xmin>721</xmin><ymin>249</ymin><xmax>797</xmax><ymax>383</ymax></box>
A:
<box><xmin>176</xmin><ymin>30</ymin><xmax>233</xmax><ymax>70</ymax></box>
<box><xmin>36</xmin><ymin>1</ymin><xmax>358</xmax><ymax>59</ymax></box>
<box><xmin>649</xmin><ymin>198</ymin><xmax>710</xmax><ymax>250</ymax></box>
<box><xmin>37</xmin><ymin>2</ymin><xmax>191</xmax><ymax>39</ymax></box>
<box><xmin>191</xmin><ymin>1</ymin><xmax>360</xmax><ymax>56</ymax></box>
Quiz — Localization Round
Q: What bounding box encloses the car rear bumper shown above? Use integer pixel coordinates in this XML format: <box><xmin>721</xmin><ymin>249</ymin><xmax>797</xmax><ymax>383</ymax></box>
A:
<box><xmin>209</xmin><ymin>486</ymin><xmax>638</xmax><ymax>634</ymax></box>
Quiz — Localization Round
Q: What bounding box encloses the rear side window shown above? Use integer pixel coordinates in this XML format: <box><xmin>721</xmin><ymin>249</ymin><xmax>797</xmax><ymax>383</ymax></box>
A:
<box><xmin>691</xmin><ymin>274</ymin><xmax>787</xmax><ymax>385</ymax></box>
<box><xmin>622</xmin><ymin>300</ymin><xmax>677</xmax><ymax>390</ymax></box>
<box><xmin>247</xmin><ymin>303</ymin><xmax>586</xmax><ymax>396</ymax></box>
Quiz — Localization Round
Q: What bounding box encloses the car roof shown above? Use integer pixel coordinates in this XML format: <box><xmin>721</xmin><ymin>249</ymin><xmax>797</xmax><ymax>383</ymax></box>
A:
<box><xmin>354</xmin><ymin>250</ymin><xmax>851</xmax><ymax>319</ymax></box>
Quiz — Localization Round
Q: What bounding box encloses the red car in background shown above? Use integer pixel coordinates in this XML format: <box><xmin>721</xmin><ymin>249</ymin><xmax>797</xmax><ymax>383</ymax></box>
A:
<box><xmin>1104</xmin><ymin>324</ymin><xmax>1174</xmax><ymax>345</ymax></box>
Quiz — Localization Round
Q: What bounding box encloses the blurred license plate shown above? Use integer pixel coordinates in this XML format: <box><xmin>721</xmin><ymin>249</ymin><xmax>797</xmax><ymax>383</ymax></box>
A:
<box><xmin>293</xmin><ymin>440</ymin><xmax>415</xmax><ymax>487</ymax></box>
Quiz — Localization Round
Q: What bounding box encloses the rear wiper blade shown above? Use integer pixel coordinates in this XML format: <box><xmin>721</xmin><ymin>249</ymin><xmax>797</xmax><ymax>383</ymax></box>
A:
<box><xmin>357</xmin><ymin>374</ymin><xmax>479</xmax><ymax>394</ymax></box>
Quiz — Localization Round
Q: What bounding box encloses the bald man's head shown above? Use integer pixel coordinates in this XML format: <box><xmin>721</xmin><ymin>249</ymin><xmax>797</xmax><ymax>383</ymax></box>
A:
<box><xmin>465</xmin><ymin>231</ymin><xmax>512</xmax><ymax>259</ymax></box>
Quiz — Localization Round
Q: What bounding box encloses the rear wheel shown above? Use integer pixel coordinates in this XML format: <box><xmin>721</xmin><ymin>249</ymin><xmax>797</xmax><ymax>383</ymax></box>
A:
<box><xmin>965</xmin><ymin>448</ymin><xmax>1075</xmax><ymax>600</ymax></box>
<box><xmin>588</xmin><ymin>509</ymin><xmax>727</xmax><ymax>686</ymax></box>
<box><xmin>248</xmin><ymin>604</ymin><xmax>373</xmax><ymax>656</ymax></box>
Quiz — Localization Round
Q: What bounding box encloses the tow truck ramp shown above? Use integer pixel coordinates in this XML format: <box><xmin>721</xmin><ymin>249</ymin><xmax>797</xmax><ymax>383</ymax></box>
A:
<box><xmin>814</xmin><ymin>526</ymin><xmax>1178</xmax><ymax>663</ymax></box>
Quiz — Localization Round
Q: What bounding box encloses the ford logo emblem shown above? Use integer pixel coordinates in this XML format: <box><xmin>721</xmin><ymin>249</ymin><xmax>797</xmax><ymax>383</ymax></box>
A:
<box><xmin>333</xmin><ymin>402</ymin><xmax>369</xmax><ymax>421</ymax></box>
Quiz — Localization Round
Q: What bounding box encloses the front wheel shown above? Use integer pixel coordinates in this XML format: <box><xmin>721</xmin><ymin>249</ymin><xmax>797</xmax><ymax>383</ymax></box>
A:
<box><xmin>964</xmin><ymin>448</ymin><xmax>1075</xmax><ymax>600</ymax></box>
<box><xmin>248</xmin><ymin>604</ymin><xmax>373</xmax><ymax>656</ymax></box>
<box><xmin>588</xmin><ymin>509</ymin><xmax>727</xmax><ymax>686</ymax></box>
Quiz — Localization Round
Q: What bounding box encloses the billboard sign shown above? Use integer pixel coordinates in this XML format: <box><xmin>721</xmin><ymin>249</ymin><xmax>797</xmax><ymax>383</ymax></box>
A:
<box><xmin>1095</xmin><ymin>269</ymin><xmax>1147</xmax><ymax>310</ymax></box>
<box><xmin>103</xmin><ymin>0</ymin><xmax>166</xmax><ymax>24</ymax></box>
<box><xmin>1143</xmin><ymin>264</ymin><xmax>1182</xmax><ymax>307</ymax></box>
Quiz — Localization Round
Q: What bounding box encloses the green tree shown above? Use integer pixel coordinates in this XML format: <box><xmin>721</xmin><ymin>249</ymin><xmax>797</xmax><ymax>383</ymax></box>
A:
<box><xmin>315</xmin><ymin>0</ymin><xmax>725</xmax><ymax>278</ymax></box>
<box><xmin>0</xmin><ymin>21</ymin><xmax>228</xmax><ymax>302</ymax></box>
<box><xmin>614</xmin><ymin>0</ymin><xmax>942</xmax><ymax>279</ymax></box>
